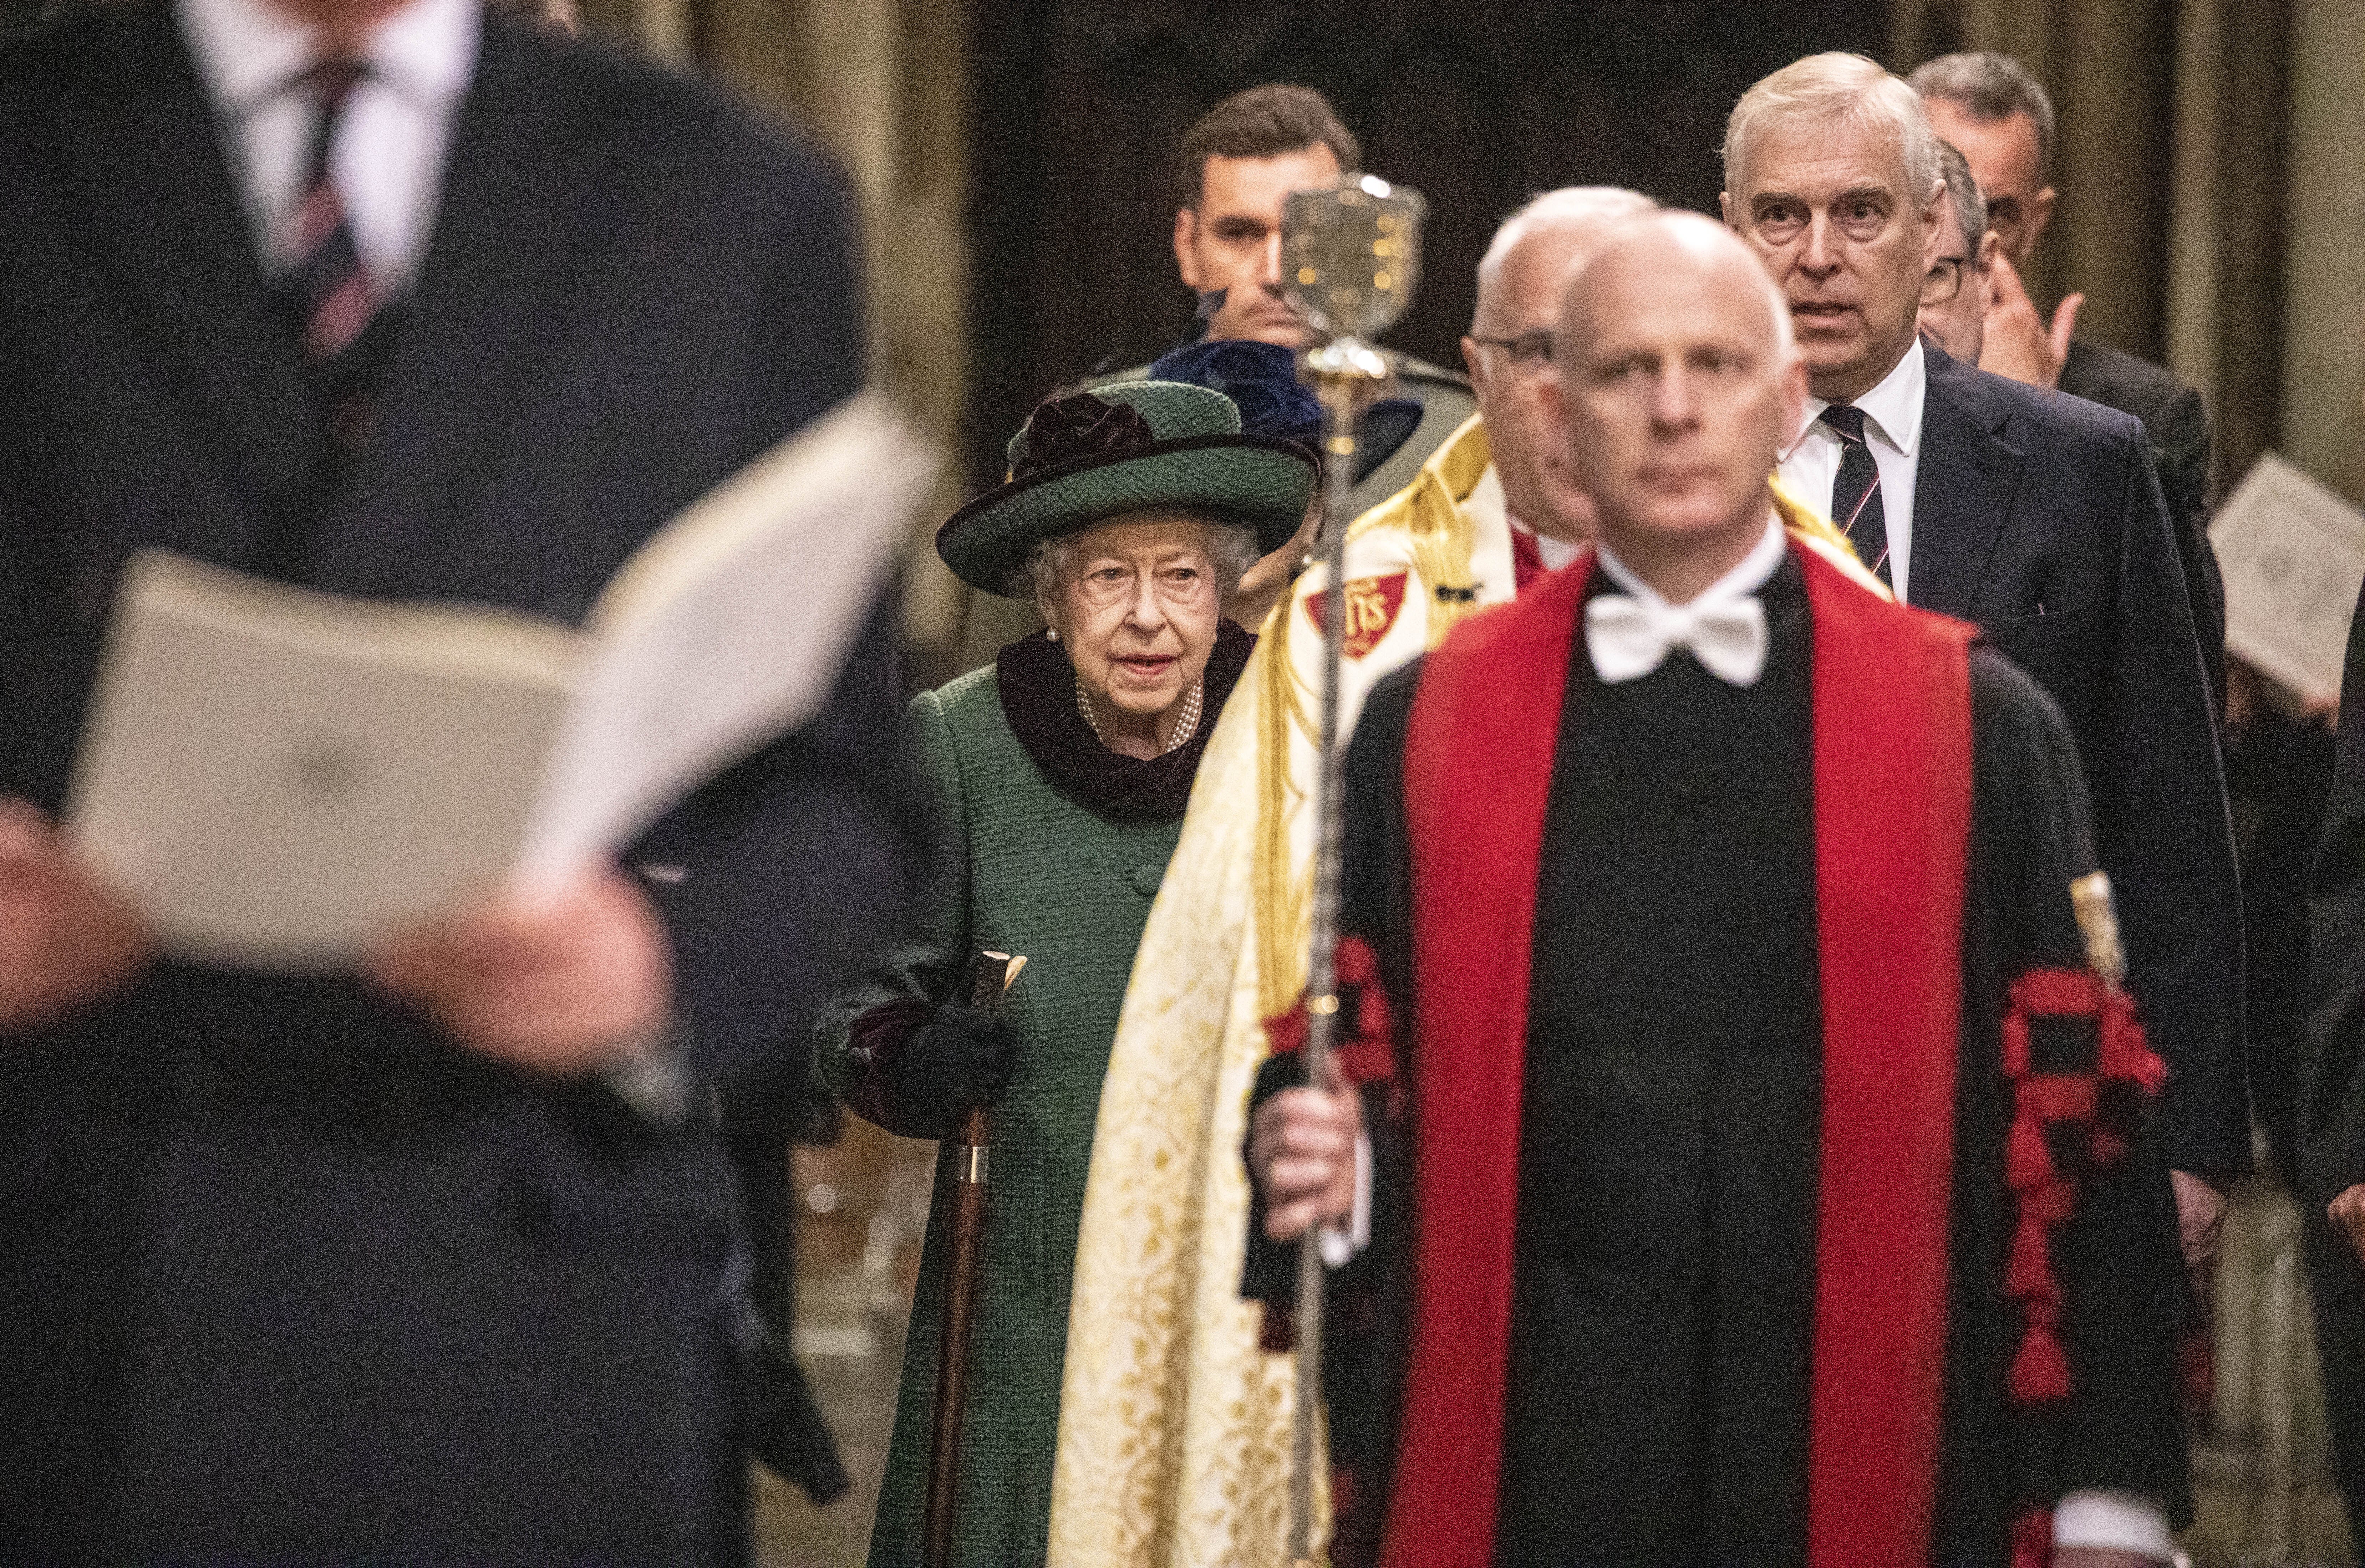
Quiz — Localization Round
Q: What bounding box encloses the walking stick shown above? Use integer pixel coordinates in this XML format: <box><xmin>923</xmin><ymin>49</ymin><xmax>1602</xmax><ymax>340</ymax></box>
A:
<box><xmin>920</xmin><ymin>949</ymin><xmax>1026</xmax><ymax>1568</ymax></box>
<box><xmin>1280</xmin><ymin>178</ymin><xmax>1425</xmax><ymax>1568</ymax></box>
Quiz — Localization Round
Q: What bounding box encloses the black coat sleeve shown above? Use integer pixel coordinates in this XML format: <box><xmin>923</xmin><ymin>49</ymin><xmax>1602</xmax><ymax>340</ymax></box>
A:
<box><xmin>2143</xmin><ymin>380</ymin><xmax>2226</xmax><ymax>718</ymax></box>
<box><xmin>1942</xmin><ymin>649</ymin><xmax>2192</xmax><ymax>1547</ymax></box>
<box><xmin>2304</xmin><ymin>583</ymin><xmax>2365</xmax><ymax>1206</ymax></box>
<box><xmin>2097</xmin><ymin>427</ymin><xmax>2249</xmax><ymax>1176</ymax></box>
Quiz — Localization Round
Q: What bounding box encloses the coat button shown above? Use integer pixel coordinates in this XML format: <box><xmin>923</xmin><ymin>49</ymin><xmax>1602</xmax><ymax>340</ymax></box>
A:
<box><xmin>1128</xmin><ymin>862</ymin><xmax>1165</xmax><ymax>897</ymax></box>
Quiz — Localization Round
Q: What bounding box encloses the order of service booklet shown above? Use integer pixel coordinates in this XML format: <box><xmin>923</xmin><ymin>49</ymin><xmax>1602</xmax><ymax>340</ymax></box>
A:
<box><xmin>68</xmin><ymin>393</ymin><xmax>937</xmax><ymax>971</ymax></box>
<box><xmin>2211</xmin><ymin>451</ymin><xmax>2365</xmax><ymax>709</ymax></box>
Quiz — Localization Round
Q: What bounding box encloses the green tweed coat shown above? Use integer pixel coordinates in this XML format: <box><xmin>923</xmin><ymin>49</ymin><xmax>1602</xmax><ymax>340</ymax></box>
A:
<box><xmin>817</xmin><ymin>665</ymin><xmax>1182</xmax><ymax>1568</ymax></box>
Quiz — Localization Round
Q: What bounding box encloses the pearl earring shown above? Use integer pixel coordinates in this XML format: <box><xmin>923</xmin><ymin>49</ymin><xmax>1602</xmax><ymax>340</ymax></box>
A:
<box><xmin>1047</xmin><ymin>627</ymin><xmax>1059</xmax><ymax>642</ymax></box>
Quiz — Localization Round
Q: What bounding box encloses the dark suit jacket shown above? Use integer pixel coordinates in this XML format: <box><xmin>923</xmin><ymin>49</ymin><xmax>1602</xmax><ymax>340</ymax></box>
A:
<box><xmin>2304</xmin><ymin>582</ymin><xmax>2365</xmax><ymax>1206</ymax></box>
<box><xmin>0</xmin><ymin>7</ymin><xmax>924</xmax><ymax>1561</ymax></box>
<box><xmin>1913</xmin><ymin>345</ymin><xmax>2246</xmax><ymax>1175</ymax></box>
<box><xmin>2058</xmin><ymin>336</ymin><xmax>2225</xmax><ymax>712</ymax></box>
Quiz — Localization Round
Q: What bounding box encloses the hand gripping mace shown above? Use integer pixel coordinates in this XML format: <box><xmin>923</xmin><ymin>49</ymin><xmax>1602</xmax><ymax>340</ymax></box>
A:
<box><xmin>1281</xmin><ymin>175</ymin><xmax>1425</xmax><ymax>1568</ymax></box>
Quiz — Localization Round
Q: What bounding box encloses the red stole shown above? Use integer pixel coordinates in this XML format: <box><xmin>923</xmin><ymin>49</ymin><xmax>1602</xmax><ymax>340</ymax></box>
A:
<box><xmin>1382</xmin><ymin>543</ymin><xmax>1977</xmax><ymax>1568</ymax></box>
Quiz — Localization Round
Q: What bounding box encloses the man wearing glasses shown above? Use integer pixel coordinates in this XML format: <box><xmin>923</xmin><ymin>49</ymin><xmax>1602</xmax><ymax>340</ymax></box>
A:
<box><xmin>1726</xmin><ymin>53</ymin><xmax>2245</xmax><ymax>1286</ymax></box>
<box><xmin>1916</xmin><ymin>141</ymin><xmax>1998</xmax><ymax>368</ymax></box>
<box><xmin>1913</xmin><ymin>51</ymin><xmax>2223</xmax><ymax>713</ymax></box>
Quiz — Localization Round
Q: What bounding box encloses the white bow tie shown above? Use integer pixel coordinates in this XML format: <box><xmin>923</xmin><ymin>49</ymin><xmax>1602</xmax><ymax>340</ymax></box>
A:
<box><xmin>1585</xmin><ymin>592</ymin><xmax>1769</xmax><ymax>687</ymax></box>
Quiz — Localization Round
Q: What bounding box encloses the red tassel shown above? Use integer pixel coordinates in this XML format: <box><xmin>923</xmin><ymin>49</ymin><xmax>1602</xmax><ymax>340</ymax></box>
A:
<box><xmin>1262</xmin><ymin>1003</ymin><xmax>1308</xmax><ymax>1060</ymax></box>
<box><xmin>2007</xmin><ymin>1114</ymin><xmax>2054</xmax><ymax>1191</ymax></box>
<box><xmin>1259</xmin><ymin>1301</ymin><xmax>1296</xmax><ymax>1354</ymax></box>
<box><xmin>2010</xmin><ymin>1322</ymin><xmax>2073</xmax><ymax>1405</ymax></box>
<box><xmin>2005</xmin><ymin>1216</ymin><xmax>2057</xmax><ymax>1303</ymax></box>
<box><xmin>2009</xmin><ymin>1509</ymin><xmax>2055</xmax><ymax>1568</ymax></box>
<box><xmin>2000</xmin><ymin>1008</ymin><xmax>2031</xmax><ymax>1079</ymax></box>
<box><xmin>2022</xmin><ymin>1074</ymin><xmax>2098</xmax><ymax>1124</ymax></box>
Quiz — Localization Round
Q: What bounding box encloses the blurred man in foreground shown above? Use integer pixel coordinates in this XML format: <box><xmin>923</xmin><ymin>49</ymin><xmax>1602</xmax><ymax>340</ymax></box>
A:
<box><xmin>1246</xmin><ymin>209</ymin><xmax>2189</xmax><ymax>1568</ymax></box>
<box><xmin>0</xmin><ymin>0</ymin><xmax>919</xmax><ymax>1553</ymax></box>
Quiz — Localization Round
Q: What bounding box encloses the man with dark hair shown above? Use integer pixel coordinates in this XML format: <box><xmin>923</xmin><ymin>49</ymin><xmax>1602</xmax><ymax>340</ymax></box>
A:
<box><xmin>1912</xmin><ymin>51</ymin><xmax>2224</xmax><ymax>709</ymax></box>
<box><xmin>1096</xmin><ymin>83</ymin><xmax>1473</xmax><ymax>516</ymax></box>
<box><xmin>1171</xmin><ymin>83</ymin><xmax>1358</xmax><ymax>350</ymax></box>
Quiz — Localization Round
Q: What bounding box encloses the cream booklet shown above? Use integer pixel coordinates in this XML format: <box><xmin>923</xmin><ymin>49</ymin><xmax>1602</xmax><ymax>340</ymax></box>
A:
<box><xmin>2211</xmin><ymin>451</ymin><xmax>2365</xmax><ymax>709</ymax></box>
<box><xmin>69</xmin><ymin>394</ymin><xmax>937</xmax><ymax>971</ymax></box>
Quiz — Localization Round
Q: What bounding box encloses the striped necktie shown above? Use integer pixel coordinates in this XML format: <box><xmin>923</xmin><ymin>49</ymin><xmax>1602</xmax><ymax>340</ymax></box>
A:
<box><xmin>284</xmin><ymin>60</ymin><xmax>376</xmax><ymax>368</ymax></box>
<box><xmin>1817</xmin><ymin>404</ymin><xmax>1891</xmax><ymax>586</ymax></box>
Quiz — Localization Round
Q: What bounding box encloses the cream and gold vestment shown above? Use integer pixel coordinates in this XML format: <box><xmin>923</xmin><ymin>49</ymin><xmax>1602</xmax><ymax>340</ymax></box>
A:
<box><xmin>1046</xmin><ymin>414</ymin><xmax>1877</xmax><ymax>1567</ymax></box>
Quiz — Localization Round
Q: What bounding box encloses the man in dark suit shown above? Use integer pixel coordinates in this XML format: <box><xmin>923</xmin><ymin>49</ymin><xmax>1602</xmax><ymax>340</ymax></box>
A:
<box><xmin>0</xmin><ymin>0</ymin><xmax>922</xmax><ymax>1558</ymax></box>
<box><xmin>1912</xmin><ymin>51</ymin><xmax>2224</xmax><ymax>712</ymax></box>
<box><xmin>2290</xmin><ymin>582</ymin><xmax>2365</xmax><ymax>1542</ymax></box>
<box><xmin>1724</xmin><ymin>53</ymin><xmax>2246</xmax><ymax>1267</ymax></box>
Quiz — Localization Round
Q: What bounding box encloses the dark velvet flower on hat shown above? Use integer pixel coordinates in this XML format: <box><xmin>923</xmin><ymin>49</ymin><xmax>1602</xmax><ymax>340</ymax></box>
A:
<box><xmin>1012</xmin><ymin>394</ymin><xmax>1158</xmax><ymax>478</ymax></box>
<box><xmin>939</xmin><ymin>379</ymin><xmax>1319</xmax><ymax>597</ymax></box>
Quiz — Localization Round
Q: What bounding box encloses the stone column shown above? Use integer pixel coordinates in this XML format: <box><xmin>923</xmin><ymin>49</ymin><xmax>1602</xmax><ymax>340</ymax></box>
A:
<box><xmin>577</xmin><ymin>0</ymin><xmax>977</xmax><ymax>658</ymax></box>
<box><xmin>2279</xmin><ymin>0</ymin><xmax>2365</xmax><ymax>501</ymax></box>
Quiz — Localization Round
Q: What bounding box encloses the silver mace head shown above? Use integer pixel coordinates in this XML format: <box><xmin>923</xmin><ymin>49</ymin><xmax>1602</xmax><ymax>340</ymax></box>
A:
<box><xmin>1283</xmin><ymin>174</ymin><xmax>1426</xmax><ymax>386</ymax></box>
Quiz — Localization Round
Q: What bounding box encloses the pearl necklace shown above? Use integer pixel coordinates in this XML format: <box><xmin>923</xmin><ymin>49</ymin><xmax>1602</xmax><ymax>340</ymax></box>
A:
<box><xmin>1077</xmin><ymin>675</ymin><xmax>1203</xmax><ymax>755</ymax></box>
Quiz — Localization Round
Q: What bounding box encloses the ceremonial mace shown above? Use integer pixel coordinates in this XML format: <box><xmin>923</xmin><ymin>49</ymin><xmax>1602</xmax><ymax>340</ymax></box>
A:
<box><xmin>921</xmin><ymin>949</ymin><xmax>1027</xmax><ymax>1568</ymax></box>
<box><xmin>1282</xmin><ymin>175</ymin><xmax>1425</xmax><ymax>1568</ymax></box>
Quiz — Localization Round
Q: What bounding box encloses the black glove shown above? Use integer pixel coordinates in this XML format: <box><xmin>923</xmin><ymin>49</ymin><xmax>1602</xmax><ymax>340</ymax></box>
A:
<box><xmin>878</xmin><ymin>1004</ymin><xmax>1015</xmax><ymax>1140</ymax></box>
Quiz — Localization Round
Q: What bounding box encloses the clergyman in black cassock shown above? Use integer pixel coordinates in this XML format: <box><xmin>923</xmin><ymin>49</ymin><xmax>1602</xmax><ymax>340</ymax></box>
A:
<box><xmin>1248</xmin><ymin>550</ymin><xmax>2192</xmax><ymax>1567</ymax></box>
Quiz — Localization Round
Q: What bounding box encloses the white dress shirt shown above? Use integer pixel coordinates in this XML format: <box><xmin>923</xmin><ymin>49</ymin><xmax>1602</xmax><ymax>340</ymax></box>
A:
<box><xmin>1776</xmin><ymin>337</ymin><xmax>1927</xmax><ymax>602</ymax></box>
<box><xmin>176</xmin><ymin>0</ymin><xmax>480</xmax><ymax>293</ymax></box>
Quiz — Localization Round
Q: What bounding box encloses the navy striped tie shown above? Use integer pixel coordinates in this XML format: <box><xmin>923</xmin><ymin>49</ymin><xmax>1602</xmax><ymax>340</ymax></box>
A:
<box><xmin>1818</xmin><ymin>404</ymin><xmax>1891</xmax><ymax>586</ymax></box>
<box><xmin>285</xmin><ymin>60</ymin><xmax>375</xmax><ymax>371</ymax></box>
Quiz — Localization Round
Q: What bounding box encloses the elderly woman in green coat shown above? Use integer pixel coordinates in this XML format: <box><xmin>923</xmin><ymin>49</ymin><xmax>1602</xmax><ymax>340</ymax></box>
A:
<box><xmin>817</xmin><ymin>380</ymin><xmax>1317</xmax><ymax>1568</ymax></box>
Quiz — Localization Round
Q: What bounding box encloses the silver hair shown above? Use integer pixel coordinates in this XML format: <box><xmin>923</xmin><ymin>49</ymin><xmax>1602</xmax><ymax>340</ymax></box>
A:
<box><xmin>1018</xmin><ymin>514</ymin><xmax>1262</xmax><ymax>607</ymax></box>
<box><xmin>1934</xmin><ymin>139</ymin><xmax>1987</xmax><ymax>254</ymax></box>
<box><xmin>1473</xmin><ymin>186</ymin><xmax>1658</xmax><ymax>319</ymax></box>
<box><xmin>1909</xmin><ymin>51</ymin><xmax>2056</xmax><ymax>182</ymax></box>
<box><xmin>1723</xmin><ymin>52</ymin><xmax>1942</xmax><ymax>216</ymax></box>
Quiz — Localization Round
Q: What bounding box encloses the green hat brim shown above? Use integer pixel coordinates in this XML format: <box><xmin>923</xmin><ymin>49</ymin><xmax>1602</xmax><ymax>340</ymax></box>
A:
<box><xmin>936</xmin><ymin>433</ymin><xmax>1318</xmax><ymax>598</ymax></box>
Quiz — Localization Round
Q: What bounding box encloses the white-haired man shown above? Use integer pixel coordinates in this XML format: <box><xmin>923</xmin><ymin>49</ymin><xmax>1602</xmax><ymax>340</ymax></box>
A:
<box><xmin>1246</xmin><ymin>210</ymin><xmax>2189</xmax><ymax>1568</ymax></box>
<box><xmin>1722</xmin><ymin>51</ymin><xmax>2245</xmax><ymax>1273</ymax></box>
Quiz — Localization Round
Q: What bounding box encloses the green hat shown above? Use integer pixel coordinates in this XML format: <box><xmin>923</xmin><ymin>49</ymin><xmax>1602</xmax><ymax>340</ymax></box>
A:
<box><xmin>936</xmin><ymin>380</ymin><xmax>1319</xmax><ymax>597</ymax></box>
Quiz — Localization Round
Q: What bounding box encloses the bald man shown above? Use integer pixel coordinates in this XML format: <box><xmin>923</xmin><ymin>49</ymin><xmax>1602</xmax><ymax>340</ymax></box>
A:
<box><xmin>1246</xmin><ymin>214</ymin><xmax>2189</xmax><ymax>1568</ymax></box>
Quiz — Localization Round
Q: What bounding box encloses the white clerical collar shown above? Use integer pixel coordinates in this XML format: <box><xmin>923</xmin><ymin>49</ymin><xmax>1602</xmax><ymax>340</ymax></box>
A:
<box><xmin>1593</xmin><ymin>507</ymin><xmax>1786</xmax><ymax>612</ymax></box>
<box><xmin>178</xmin><ymin>0</ymin><xmax>479</xmax><ymax>115</ymax></box>
<box><xmin>1509</xmin><ymin>513</ymin><xmax>1586</xmax><ymax>572</ymax></box>
<box><xmin>1781</xmin><ymin>335</ymin><xmax>1927</xmax><ymax>463</ymax></box>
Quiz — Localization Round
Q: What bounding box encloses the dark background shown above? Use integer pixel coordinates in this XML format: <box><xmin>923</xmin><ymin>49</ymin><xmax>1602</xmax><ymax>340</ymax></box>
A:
<box><xmin>965</xmin><ymin>0</ymin><xmax>1908</xmax><ymax>481</ymax></box>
